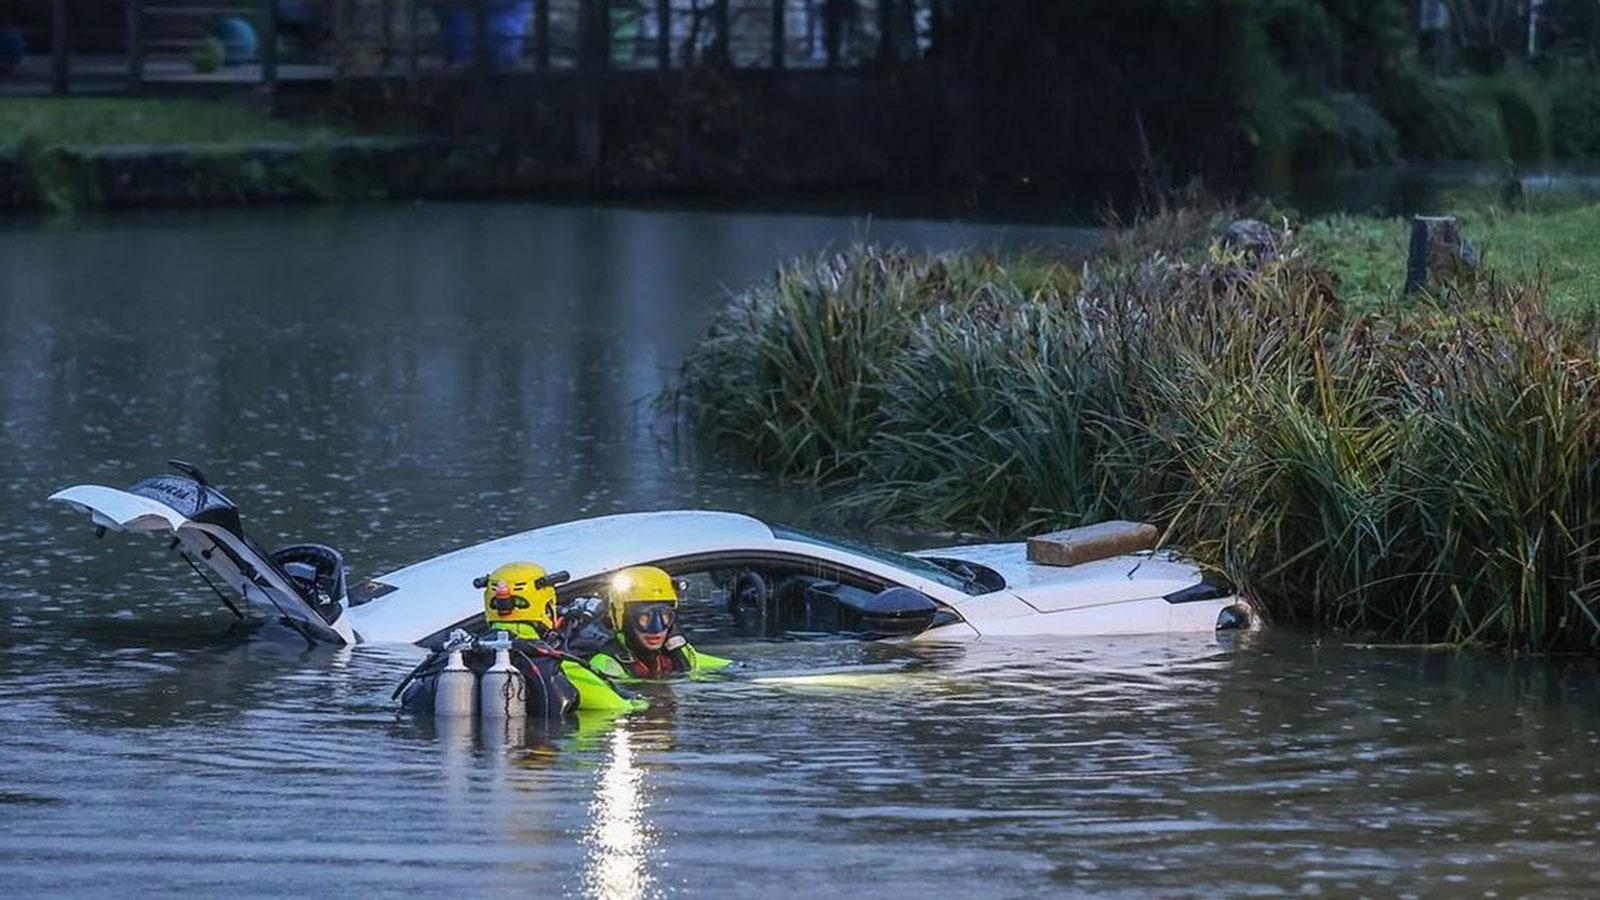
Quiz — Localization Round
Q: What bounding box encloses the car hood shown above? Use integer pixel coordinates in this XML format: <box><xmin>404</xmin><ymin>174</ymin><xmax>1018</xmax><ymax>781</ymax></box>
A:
<box><xmin>920</xmin><ymin>542</ymin><xmax>1207</xmax><ymax>613</ymax></box>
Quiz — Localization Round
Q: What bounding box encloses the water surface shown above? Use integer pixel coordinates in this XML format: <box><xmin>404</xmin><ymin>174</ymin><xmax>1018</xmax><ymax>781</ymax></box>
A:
<box><xmin>2</xmin><ymin>203</ymin><xmax>1597</xmax><ymax>898</ymax></box>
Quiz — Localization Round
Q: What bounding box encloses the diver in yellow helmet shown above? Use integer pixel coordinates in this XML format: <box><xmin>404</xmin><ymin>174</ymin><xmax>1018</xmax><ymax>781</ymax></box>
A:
<box><xmin>588</xmin><ymin>566</ymin><xmax>733</xmax><ymax>680</ymax></box>
<box><xmin>480</xmin><ymin>561</ymin><xmax>559</xmax><ymax>640</ymax></box>
<box><xmin>399</xmin><ymin>562</ymin><xmax>644</xmax><ymax>718</ymax></box>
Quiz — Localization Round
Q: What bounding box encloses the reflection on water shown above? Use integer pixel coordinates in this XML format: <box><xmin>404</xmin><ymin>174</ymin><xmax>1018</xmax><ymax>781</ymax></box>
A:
<box><xmin>0</xmin><ymin>202</ymin><xmax>1094</xmax><ymax>611</ymax></box>
<box><xmin>2</xmin><ymin>203</ymin><xmax>1599</xmax><ymax>898</ymax></box>
<box><xmin>583</xmin><ymin>726</ymin><xmax>653</xmax><ymax>900</ymax></box>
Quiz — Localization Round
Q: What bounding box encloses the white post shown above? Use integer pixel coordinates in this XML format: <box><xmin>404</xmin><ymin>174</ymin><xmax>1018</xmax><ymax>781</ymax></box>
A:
<box><xmin>1527</xmin><ymin>0</ymin><xmax>1541</xmax><ymax>57</ymax></box>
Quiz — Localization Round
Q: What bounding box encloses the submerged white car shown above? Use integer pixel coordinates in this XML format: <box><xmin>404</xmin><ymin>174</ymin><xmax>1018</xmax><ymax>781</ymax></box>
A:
<box><xmin>50</xmin><ymin>462</ymin><xmax>1253</xmax><ymax>647</ymax></box>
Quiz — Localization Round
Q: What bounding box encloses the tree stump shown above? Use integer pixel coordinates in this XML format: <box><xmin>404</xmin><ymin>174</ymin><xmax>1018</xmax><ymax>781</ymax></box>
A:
<box><xmin>1404</xmin><ymin>215</ymin><xmax>1479</xmax><ymax>295</ymax></box>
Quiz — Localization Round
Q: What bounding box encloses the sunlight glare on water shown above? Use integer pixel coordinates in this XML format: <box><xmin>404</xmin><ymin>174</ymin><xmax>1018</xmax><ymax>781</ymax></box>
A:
<box><xmin>583</xmin><ymin>727</ymin><xmax>652</xmax><ymax>900</ymax></box>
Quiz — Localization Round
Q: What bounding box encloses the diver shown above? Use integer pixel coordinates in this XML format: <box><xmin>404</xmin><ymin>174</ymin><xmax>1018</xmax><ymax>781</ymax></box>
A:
<box><xmin>481</xmin><ymin>560</ymin><xmax>561</xmax><ymax>641</ymax></box>
<box><xmin>586</xmin><ymin>566</ymin><xmax>732</xmax><ymax>680</ymax></box>
<box><xmin>395</xmin><ymin>562</ymin><xmax>642</xmax><ymax>718</ymax></box>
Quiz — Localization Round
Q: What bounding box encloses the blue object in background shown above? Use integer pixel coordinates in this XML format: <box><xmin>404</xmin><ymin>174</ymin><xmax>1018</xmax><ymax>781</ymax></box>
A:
<box><xmin>434</xmin><ymin>2</ymin><xmax>534</xmax><ymax>68</ymax></box>
<box><xmin>213</xmin><ymin>16</ymin><xmax>259</xmax><ymax>66</ymax></box>
<box><xmin>0</xmin><ymin>24</ymin><xmax>23</xmax><ymax>75</ymax></box>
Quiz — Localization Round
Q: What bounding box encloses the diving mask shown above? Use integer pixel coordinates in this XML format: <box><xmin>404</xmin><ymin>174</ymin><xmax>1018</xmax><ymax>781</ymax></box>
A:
<box><xmin>629</xmin><ymin>602</ymin><xmax>677</xmax><ymax>635</ymax></box>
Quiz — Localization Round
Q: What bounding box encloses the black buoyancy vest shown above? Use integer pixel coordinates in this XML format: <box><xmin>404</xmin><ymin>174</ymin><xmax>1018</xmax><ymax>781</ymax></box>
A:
<box><xmin>511</xmin><ymin>641</ymin><xmax>581</xmax><ymax>719</ymax></box>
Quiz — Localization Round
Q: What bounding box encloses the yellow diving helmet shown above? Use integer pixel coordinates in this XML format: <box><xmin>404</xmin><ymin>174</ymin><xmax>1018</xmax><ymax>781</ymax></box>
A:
<box><xmin>607</xmin><ymin>565</ymin><xmax>679</xmax><ymax>633</ymax></box>
<box><xmin>475</xmin><ymin>562</ymin><xmax>566</xmax><ymax>637</ymax></box>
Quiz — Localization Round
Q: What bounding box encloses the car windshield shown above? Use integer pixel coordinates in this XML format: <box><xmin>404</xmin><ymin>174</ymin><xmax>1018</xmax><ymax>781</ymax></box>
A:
<box><xmin>766</xmin><ymin>523</ymin><xmax>983</xmax><ymax>595</ymax></box>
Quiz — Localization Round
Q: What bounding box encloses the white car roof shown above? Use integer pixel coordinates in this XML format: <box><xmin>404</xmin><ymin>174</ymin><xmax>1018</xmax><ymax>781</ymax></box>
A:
<box><xmin>347</xmin><ymin>510</ymin><xmax>782</xmax><ymax>642</ymax></box>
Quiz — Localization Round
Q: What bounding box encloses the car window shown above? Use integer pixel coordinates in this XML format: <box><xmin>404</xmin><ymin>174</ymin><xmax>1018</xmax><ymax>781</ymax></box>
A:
<box><xmin>683</xmin><ymin>561</ymin><xmax>890</xmax><ymax>639</ymax></box>
<box><xmin>559</xmin><ymin>555</ymin><xmax>931</xmax><ymax>641</ymax></box>
<box><xmin>766</xmin><ymin>523</ymin><xmax>985</xmax><ymax>594</ymax></box>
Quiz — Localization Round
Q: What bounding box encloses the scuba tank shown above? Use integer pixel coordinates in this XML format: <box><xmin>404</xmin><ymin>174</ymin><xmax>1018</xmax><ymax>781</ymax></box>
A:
<box><xmin>477</xmin><ymin>629</ymin><xmax>526</xmax><ymax>723</ymax></box>
<box><xmin>433</xmin><ymin>636</ymin><xmax>477</xmax><ymax>718</ymax></box>
<box><xmin>391</xmin><ymin>629</ymin><xmax>476</xmax><ymax>715</ymax></box>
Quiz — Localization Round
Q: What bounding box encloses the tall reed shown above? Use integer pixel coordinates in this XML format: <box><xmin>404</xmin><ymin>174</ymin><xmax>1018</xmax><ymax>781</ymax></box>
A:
<box><xmin>673</xmin><ymin>217</ymin><xmax>1600</xmax><ymax>652</ymax></box>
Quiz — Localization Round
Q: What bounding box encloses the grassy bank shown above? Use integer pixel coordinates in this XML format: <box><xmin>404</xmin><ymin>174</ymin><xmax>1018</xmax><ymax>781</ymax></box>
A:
<box><xmin>0</xmin><ymin>99</ymin><xmax>481</xmax><ymax>214</ymax></box>
<box><xmin>675</xmin><ymin>204</ymin><xmax>1600</xmax><ymax>654</ymax></box>
<box><xmin>0</xmin><ymin>98</ymin><xmax>341</xmax><ymax>148</ymax></box>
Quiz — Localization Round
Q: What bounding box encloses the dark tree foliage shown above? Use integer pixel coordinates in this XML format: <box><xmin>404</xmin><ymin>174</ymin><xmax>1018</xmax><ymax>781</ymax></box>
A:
<box><xmin>1442</xmin><ymin>0</ymin><xmax>1525</xmax><ymax>72</ymax></box>
<box><xmin>935</xmin><ymin>0</ymin><xmax>1418</xmax><ymax>192</ymax></box>
<box><xmin>939</xmin><ymin>1</ymin><xmax>1242</xmax><ymax>190</ymax></box>
<box><xmin>931</xmin><ymin>0</ymin><xmax>1596</xmax><ymax>191</ymax></box>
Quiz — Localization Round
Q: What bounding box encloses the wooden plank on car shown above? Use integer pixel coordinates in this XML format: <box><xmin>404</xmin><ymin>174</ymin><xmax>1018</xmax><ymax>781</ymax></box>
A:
<box><xmin>1026</xmin><ymin>520</ymin><xmax>1159</xmax><ymax>567</ymax></box>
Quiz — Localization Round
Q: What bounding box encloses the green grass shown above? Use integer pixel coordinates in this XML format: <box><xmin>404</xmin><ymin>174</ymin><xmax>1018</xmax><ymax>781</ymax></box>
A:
<box><xmin>1465</xmin><ymin>204</ymin><xmax>1600</xmax><ymax>318</ymax></box>
<box><xmin>1300</xmin><ymin>201</ymin><xmax>1600</xmax><ymax>315</ymax></box>
<box><xmin>0</xmin><ymin>98</ymin><xmax>340</xmax><ymax>149</ymax></box>
<box><xmin>1294</xmin><ymin>214</ymin><xmax>1408</xmax><ymax>307</ymax></box>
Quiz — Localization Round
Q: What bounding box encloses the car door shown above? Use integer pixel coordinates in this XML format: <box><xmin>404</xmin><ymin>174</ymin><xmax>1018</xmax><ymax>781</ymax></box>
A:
<box><xmin>49</xmin><ymin>481</ymin><xmax>355</xmax><ymax>644</ymax></box>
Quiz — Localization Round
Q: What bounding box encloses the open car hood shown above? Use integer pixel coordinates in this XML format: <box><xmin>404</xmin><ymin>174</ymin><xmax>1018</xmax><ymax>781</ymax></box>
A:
<box><xmin>50</xmin><ymin>483</ymin><xmax>355</xmax><ymax>645</ymax></box>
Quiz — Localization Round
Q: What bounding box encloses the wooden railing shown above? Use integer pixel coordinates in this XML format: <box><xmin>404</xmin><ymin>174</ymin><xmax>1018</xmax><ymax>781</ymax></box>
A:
<box><xmin>0</xmin><ymin>1</ymin><xmax>942</xmax><ymax>96</ymax></box>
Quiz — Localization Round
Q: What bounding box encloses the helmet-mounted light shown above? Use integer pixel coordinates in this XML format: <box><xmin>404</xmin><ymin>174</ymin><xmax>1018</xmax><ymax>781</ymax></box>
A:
<box><xmin>606</xmin><ymin>566</ymin><xmax>679</xmax><ymax>631</ymax></box>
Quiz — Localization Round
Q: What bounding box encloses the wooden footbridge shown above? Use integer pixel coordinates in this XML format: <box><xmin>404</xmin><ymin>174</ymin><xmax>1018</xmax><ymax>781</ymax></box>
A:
<box><xmin>0</xmin><ymin>1</ymin><xmax>936</xmax><ymax>97</ymax></box>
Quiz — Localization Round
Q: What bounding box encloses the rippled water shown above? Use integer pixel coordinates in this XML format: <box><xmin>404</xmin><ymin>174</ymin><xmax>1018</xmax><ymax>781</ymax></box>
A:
<box><xmin>3</xmin><ymin>204</ymin><xmax>1599</xmax><ymax>898</ymax></box>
